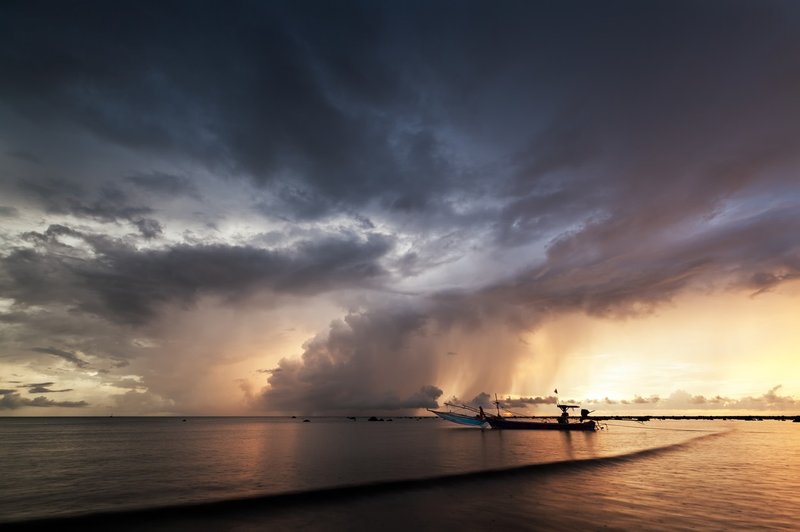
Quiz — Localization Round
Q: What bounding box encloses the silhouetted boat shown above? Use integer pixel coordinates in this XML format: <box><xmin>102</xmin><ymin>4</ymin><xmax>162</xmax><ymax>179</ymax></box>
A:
<box><xmin>486</xmin><ymin>413</ymin><xmax>597</xmax><ymax>431</ymax></box>
<box><xmin>429</xmin><ymin>403</ymin><xmax>489</xmax><ymax>427</ymax></box>
<box><xmin>432</xmin><ymin>396</ymin><xmax>599</xmax><ymax>431</ymax></box>
<box><xmin>484</xmin><ymin>396</ymin><xmax>599</xmax><ymax>431</ymax></box>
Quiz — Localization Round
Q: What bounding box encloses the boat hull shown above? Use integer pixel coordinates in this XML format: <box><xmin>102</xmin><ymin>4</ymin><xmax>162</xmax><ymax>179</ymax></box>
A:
<box><xmin>487</xmin><ymin>418</ymin><xmax>597</xmax><ymax>431</ymax></box>
<box><xmin>430</xmin><ymin>410</ymin><xmax>489</xmax><ymax>427</ymax></box>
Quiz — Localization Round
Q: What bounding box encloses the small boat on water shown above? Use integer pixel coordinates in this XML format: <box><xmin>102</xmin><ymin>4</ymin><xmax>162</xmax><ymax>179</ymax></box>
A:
<box><xmin>485</xmin><ymin>395</ymin><xmax>598</xmax><ymax>431</ymax></box>
<box><xmin>431</xmin><ymin>396</ymin><xmax>599</xmax><ymax>431</ymax></box>
<box><xmin>429</xmin><ymin>402</ymin><xmax>490</xmax><ymax>427</ymax></box>
<box><xmin>485</xmin><ymin>404</ymin><xmax>598</xmax><ymax>431</ymax></box>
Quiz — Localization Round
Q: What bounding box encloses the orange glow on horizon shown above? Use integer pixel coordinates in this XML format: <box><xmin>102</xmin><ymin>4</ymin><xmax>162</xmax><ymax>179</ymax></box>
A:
<box><xmin>501</xmin><ymin>281</ymin><xmax>800</xmax><ymax>411</ymax></box>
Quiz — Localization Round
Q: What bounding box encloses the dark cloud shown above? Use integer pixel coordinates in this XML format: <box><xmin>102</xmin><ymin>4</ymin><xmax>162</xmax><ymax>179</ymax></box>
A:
<box><xmin>22</xmin><ymin>382</ymin><xmax>53</xmax><ymax>388</ymax></box>
<box><xmin>0</xmin><ymin>205</ymin><xmax>19</xmax><ymax>217</ymax></box>
<box><xmin>18</xmin><ymin>179</ymin><xmax>152</xmax><ymax>223</ymax></box>
<box><xmin>458</xmin><ymin>393</ymin><xmax>557</xmax><ymax>410</ymax></box>
<box><xmin>31</xmin><ymin>346</ymin><xmax>90</xmax><ymax>368</ymax></box>
<box><xmin>1</xmin><ymin>1</ymin><xmax>799</xmax><ymax>414</ymax></box>
<box><xmin>1</xmin><ymin>225</ymin><xmax>393</xmax><ymax>325</ymax></box>
<box><xmin>399</xmin><ymin>385</ymin><xmax>443</xmax><ymax>409</ymax></box>
<box><xmin>1</xmin><ymin>1</ymin><xmax>797</xmax><ymax>226</ymax></box>
<box><xmin>500</xmin><ymin>395</ymin><xmax>558</xmax><ymax>408</ymax></box>
<box><xmin>261</xmin><ymin>309</ymin><xmax>442</xmax><ymax>413</ymax></box>
<box><xmin>5</xmin><ymin>149</ymin><xmax>41</xmax><ymax>163</ymax></box>
<box><xmin>2</xmin><ymin>1</ymin><xmax>799</xmax><ymax>247</ymax></box>
<box><xmin>19</xmin><ymin>382</ymin><xmax>73</xmax><ymax>393</ymax></box>
<box><xmin>465</xmin><ymin>392</ymin><xmax>492</xmax><ymax>408</ymax></box>
<box><xmin>0</xmin><ymin>1</ymin><xmax>455</xmax><ymax>215</ymax></box>
<box><xmin>0</xmin><ymin>390</ymin><xmax>88</xmax><ymax>409</ymax></box>
<box><xmin>132</xmin><ymin>218</ymin><xmax>163</xmax><ymax>239</ymax></box>
<box><xmin>259</xmin><ymin>197</ymin><xmax>799</xmax><ymax>412</ymax></box>
<box><xmin>475</xmin><ymin>206</ymin><xmax>800</xmax><ymax>325</ymax></box>
<box><xmin>29</xmin><ymin>385</ymin><xmax>60</xmax><ymax>394</ymax></box>
<box><xmin>256</xmin><ymin>199</ymin><xmax>800</xmax><ymax>408</ymax></box>
<box><xmin>125</xmin><ymin>171</ymin><xmax>199</xmax><ymax>198</ymax></box>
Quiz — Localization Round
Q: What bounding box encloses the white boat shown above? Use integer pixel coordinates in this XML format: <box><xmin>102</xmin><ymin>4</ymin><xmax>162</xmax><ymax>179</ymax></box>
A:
<box><xmin>428</xmin><ymin>403</ymin><xmax>489</xmax><ymax>427</ymax></box>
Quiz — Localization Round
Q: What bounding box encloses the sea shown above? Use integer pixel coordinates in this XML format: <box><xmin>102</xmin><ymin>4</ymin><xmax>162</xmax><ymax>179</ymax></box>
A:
<box><xmin>0</xmin><ymin>416</ymin><xmax>798</xmax><ymax>530</ymax></box>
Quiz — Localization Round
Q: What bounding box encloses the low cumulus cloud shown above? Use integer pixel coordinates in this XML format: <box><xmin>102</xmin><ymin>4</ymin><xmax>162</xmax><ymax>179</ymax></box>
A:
<box><xmin>499</xmin><ymin>395</ymin><xmax>558</xmax><ymax>408</ymax></box>
<box><xmin>30</xmin><ymin>346</ymin><xmax>90</xmax><ymax>368</ymax></box>
<box><xmin>260</xmin><ymin>309</ymin><xmax>443</xmax><ymax>413</ymax></box>
<box><xmin>0</xmin><ymin>390</ymin><xmax>88</xmax><ymax>409</ymax></box>
<box><xmin>19</xmin><ymin>382</ymin><xmax>73</xmax><ymax>393</ymax></box>
<box><xmin>583</xmin><ymin>386</ymin><xmax>799</xmax><ymax>411</ymax></box>
<box><xmin>672</xmin><ymin>385</ymin><xmax>800</xmax><ymax>411</ymax></box>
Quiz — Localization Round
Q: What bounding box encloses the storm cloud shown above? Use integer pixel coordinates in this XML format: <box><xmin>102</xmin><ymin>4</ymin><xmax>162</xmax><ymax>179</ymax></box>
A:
<box><xmin>19</xmin><ymin>382</ymin><xmax>73</xmax><ymax>393</ymax></box>
<box><xmin>1</xmin><ymin>226</ymin><xmax>393</xmax><ymax>324</ymax></box>
<box><xmin>0</xmin><ymin>390</ymin><xmax>88</xmax><ymax>410</ymax></box>
<box><xmin>1</xmin><ymin>1</ymin><xmax>799</xmax><ymax>413</ymax></box>
<box><xmin>261</xmin><ymin>309</ymin><xmax>443</xmax><ymax>413</ymax></box>
<box><xmin>30</xmin><ymin>347</ymin><xmax>90</xmax><ymax>368</ymax></box>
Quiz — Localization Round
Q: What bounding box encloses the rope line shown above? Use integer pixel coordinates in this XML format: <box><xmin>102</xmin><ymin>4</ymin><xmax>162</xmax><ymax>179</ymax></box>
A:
<box><xmin>602</xmin><ymin>421</ymin><xmax>723</xmax><ymax>433</ymax></box>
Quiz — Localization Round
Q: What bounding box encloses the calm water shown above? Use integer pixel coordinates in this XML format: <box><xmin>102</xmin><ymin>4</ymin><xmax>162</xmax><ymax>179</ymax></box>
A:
<box><xmin>0</xmin><ymin>417</ymin><xmax>798</xmax><ymax>529</ymax></box>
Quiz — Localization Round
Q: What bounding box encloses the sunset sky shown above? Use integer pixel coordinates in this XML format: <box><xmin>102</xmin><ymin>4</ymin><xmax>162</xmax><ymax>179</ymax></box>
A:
<box><xmin>1</xmin><ymin>0</ymin><xmax>799</xmax><ymax>415</ymax></box>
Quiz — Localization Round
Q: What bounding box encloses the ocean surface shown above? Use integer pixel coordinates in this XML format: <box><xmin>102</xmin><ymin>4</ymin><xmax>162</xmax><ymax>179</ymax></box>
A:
<box><xmin>1</xmin><ymin>416</ymin><xmax>798</xmax><ymax>530</ymax></box>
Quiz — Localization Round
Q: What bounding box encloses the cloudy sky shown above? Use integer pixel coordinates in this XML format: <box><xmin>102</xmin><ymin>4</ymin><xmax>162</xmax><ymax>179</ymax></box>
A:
<box><xmin>1</xmin><ymin>0</ymin><xmax>799</xmax><ymax>415</ymax></box>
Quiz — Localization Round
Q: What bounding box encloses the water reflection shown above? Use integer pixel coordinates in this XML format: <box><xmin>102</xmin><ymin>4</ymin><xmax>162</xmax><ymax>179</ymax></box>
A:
<box><xmin>0</xmin><ymin>417</ymin><xmax>731</xmax><ymax>522</ymax></box>
<box><xmin>559</xmin><ymin>431</ymin><xmax>575</xmax><ymax>460</ymax></box>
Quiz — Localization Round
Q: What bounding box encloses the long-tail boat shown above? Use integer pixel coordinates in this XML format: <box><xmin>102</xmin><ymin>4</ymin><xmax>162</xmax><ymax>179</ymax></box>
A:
<box><xmin>484</xmin><ymin>396</ymin><xmax>598</xmax><ymax>431</ymax></box>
